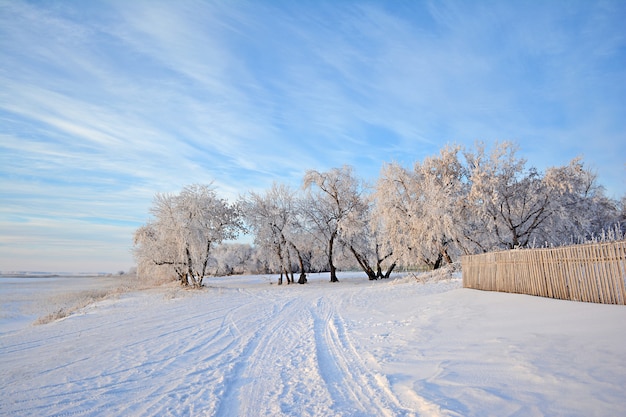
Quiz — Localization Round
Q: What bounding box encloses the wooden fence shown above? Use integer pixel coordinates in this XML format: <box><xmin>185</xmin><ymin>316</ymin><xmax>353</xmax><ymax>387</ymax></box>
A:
<box><xmin>461</xmin><ymin>240</ymin><xmax>626</xmax><ymax>305</ymax></box>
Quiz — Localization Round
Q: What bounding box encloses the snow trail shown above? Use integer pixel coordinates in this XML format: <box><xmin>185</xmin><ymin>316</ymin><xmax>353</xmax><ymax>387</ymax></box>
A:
<box><xmin>1</xmin><ymin>273</ymin><xmax>625</xmax><ymax>416</ymax></box>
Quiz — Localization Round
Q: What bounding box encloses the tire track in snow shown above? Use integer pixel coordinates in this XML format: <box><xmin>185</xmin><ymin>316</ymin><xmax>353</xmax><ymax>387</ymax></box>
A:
<box><xmin>240</xmin><ymin>292</ymin><xmax>338</xmax><ymax>417</ymax></box>
<box><xmin>135</xmin><ymin>290</ymin><xmax>276</xmax><ymax>416</ymax></box>
<box><xmin>333</xmin><ymin>285</ymin><xmax>453</xmax><ymax>417</ymax></box>
<box><xmin>214</xmin><ymin>293</ymin><xmax>336</xmax><ymax>417</ymax></box>
<box><xmin>2</xmin><ymin>279</ymin><xmax>452</xmax><ymax>417</ymax></box>
<box><xmin>311</xmin><ymin>296</ymin><xmax>415</xmax><ymax>417</ymax></box>
<box><xmin>2</xmin><ymin>287</ymin><xmax>271</xmax><ymax>417</ymax></box>
<box><xmin>92</xmin><ymin>298</ymin><xmax>253</xmax><ymax>416</ymax></box>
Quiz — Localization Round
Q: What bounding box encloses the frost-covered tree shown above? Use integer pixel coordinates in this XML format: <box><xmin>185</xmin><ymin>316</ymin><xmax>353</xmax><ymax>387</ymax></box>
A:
<box><xmin>373</xmin><ymin>162</ymin><xmax>414</xmax><ymax>266</ymax></box>
<box><xmin>241</xmin><ymin>183</ymin><xmax>309</xmax><ymax>284</ymax></box>
<box><xmin>374</xmin><ymin>145</ymin><xmax>467</xmax><ymax>269</ymax></box>
<box><xmin>374</xmin><ymin>141</ymin><xmax>623</xmax><ymax>266</ymax></box>
<box><xmin>133</xmin><ymin>184</ymin><xmax>242</xmax><ymax>288</ymax></box>
<box><xmin>211</xmin><ymin>243</ymin><xmax>256</xmax><ymax>276</ymax></box>
<box><xmin>465</xmin><ymin>143</ymin><xmax>622</xmax><ymax>249</ymax></box>
<box><xmin>464</xmin><ymin>142</ymin><xmax>554</xmax><ymax>250</ymax></box>
<box><xmin>303</xmin><ymin>165</ymin><xmax>368</xmax><ymax>282</ymax></box>
<box><xmin>543</xmin><ymin>158</ymin><xmax>622</xmax><ymax>244</ymax></box>
<box><xmin>341</xmin><ymin>194</ymin><xmax>397</xmax><ymax>280</ymax></box>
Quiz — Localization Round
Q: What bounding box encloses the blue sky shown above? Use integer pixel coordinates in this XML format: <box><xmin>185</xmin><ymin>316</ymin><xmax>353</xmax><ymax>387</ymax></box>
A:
<box><xmin>1</xmin><ymin>0</ymin><xmax>625</xmax><ymax>272</ymax></box>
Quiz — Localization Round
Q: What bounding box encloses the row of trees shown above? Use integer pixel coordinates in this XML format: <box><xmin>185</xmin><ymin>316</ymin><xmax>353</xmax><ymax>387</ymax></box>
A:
<box><xmin>134</xmin><ymin>142</ymin><xmax>625</xmax><ymax>286</ymax></box>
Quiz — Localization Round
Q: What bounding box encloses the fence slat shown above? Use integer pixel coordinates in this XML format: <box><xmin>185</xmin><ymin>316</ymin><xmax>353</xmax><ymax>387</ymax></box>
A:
<box><xmin>461</xmin><ymin>240</ymin><xmax>626</xmax><ymax>305</ymax></box>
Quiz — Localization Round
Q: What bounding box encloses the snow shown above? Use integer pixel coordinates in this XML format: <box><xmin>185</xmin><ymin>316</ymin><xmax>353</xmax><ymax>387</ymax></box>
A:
<box><xmin>1</xmin><ymin>272</ymin><xmax>625</xmax><ymax>416</ymax></box>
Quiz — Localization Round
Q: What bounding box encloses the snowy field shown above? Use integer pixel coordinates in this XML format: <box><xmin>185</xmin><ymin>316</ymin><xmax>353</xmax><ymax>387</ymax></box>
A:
<box><xmin>1</xmin><ymin>272</ymin><xmax>625</xmax><ymax>417</ymax></box>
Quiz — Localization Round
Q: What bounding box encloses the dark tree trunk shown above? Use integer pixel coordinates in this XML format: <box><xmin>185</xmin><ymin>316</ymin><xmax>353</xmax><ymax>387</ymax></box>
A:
<box><xmin>328</xmin><ymin>232</ymin><xmax>339</xmax><ymax>282</ymax></box>
<box><xmin>185</xmin><ymin>246</ymin><xmax>193</xmax><ymax>275</ymax></box>
<box><xmin>285</xmin><ymin>247</ymin><xmax>294</xmax><ymax>284</ymax></box>
<box><xmin>329</xmin><ymin>264</ymin><xmax>339</xmax><ymax>282</ymax></box>
<box><xmin>199</xmin><ymin>238</ymin><xmax>212</xmax><ymax>285</ymax></box>
<box><xmin>441</xmin><ymin>248</ymin><xmax>453</xmax><ymax>265</ymax></box>
<box><xmin>375</xmin><ymin>245</ymin><xmax>395</xmax><ymax>279</ymax></box>
<box><xmin>376</xmin><ymin>261</ymin><xmax>396</xmax><ymax>279</ymax></box>
<box><xmin>348</xmin><ymin>245</ymin><xmax>377</xmax><ymax>280</ymax></box>
<box><xmin>433</xmin><ymin>245</ymin><xmax>453</xmax><ymax>270</ymax></box>
<box><xmin>290</xmin><ymin>242</ymin><xmax>307</xmax><ymax>284</ymax></box>
<box><xmin>185</xmin><ymin>244</ymin><xmax>200</xmax><ymax>287</ymax></box>
<box><xmin>276</xmin><ymin>243</ymin><xmax>285</xmax><ymax>285</ymax></box>
<box><xmin>433</xmin><ymin>252</ymin><xmax>444</xmax><ymax>270</ymax></box>
<box><xmin>383</xmin><ymin>262</ymin><xmax>397</xmax><ymax>278</ymax></box>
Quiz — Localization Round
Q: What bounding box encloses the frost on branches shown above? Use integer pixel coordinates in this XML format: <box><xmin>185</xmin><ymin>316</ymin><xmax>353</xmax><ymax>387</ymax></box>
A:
<box><xmin>240</xmin><ymin>183</ymin><xmax>310</xmax><ymax>285</ymax></box>
<box><xmin>133</xmin><ymin>184</ymin><xmax>242</xmax><ymax>287</ymax></box>
<box><xmin>374</xmin><ymin>145</ymin><xmax>466</xmax><ymax>269</ymax></box>
<box><xmin>374</xmin><ymin>142</ymin><xmax>624</xmax><ymax>269</ymax></box>
<box><xmin>133</xmin><ymin>143</ymin><xmax>624</xmax><ymax>282</ymax></box>
<box><xmin>303</xmin><ymin>166</ymin><xmax>373</xmax><ymax>282</ymax></box>
<box><xmin>464</xmin><ymin>143</ymin><xmax>621</xmax><ymax>250</ymax></box>
<box><xmin>305</xmin><ymin>167</ymin><xmax>397</xmax><ymax>281</ymax></box>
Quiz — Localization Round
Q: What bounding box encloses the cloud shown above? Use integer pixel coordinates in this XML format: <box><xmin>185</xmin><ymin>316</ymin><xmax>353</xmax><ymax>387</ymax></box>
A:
<box><xmin>1</xmin><ymin>0</ymin><xmax>624</xmax><ymax>271</ymax></box>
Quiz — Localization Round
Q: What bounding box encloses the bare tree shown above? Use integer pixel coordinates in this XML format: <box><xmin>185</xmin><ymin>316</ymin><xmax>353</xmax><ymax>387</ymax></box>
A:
<box><xmin>133</xmin><ymin>184</ymin><xmax>242</xmax><ymax>288</ymax></box>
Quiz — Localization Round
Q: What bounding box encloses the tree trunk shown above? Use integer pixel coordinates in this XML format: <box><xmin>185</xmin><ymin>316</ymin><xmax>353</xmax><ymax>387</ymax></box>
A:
<box><xmin>432</xmin><ymin>244</ymin><xmax>453</xmax><ymax>270</ymax></box>
<box><xmin>375</xmin><ymin>245</ymin><xmax>395</xmax><ymax>279</ymax></box>
<box><xmin>383</xmin><ymin>262</ymin><xmax>397</xmax><ymax>278</ymax></box>
<box><xmin>433</xmin><ymin>252</ymin><xmax>445</xmax><ymax>270</ymax></box>
<box><xmin>290</xmin><ymin>242</ymin><xmax>307</xmax><ymax>284</ymax></box>
<box><xmin>185</xmin><ymin>244</ymin><xmax>199</xmax><ymax>287</ymax></box>
<box><xmin>199</xmin><ymin>239</ymin><xmax>212</xmax><ymax>285</ymax></box>
<box><xmin>348</xmin><ymin>245</ymin><xmax>377</xmax><ymax>280</ymax></box>
<box><xmin>441</xmin><ymin>247</ymin><xmax>453</xmax><ymax>265</ymax></box>
<box><xmin>276</xmin><ymin>243</ymin><xmax>285</xmax><ymax>285</ymax></box>
<box><xmin>376</xmin><ymin>261</ymin><xmax>397</xmax><ymax>279</ymax></box>
<box><xmin>285</xmin><ymin>245</ymin><xmax>294</xmax><ymax>284</ymax></box>
<box><xmin>328</xmin><ymin>232</ymin><xmax>339</xmax><ymax>282</ymax></box>
<box><xmin>177</xmin><ymin>269</ymin><xmax>188</xmax><ymax>286</ymax></box>
<box><xmin>329</xmin><ymin>263</ymin><xmax>339</xmax><ymax>282</ymax></box>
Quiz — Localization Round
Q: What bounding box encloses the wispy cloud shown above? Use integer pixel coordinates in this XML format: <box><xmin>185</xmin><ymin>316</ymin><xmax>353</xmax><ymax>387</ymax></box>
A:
<box><xmin>1</xmin><ymin>0</ymin><xmax>624</xmax><ymax>271</ymax></box>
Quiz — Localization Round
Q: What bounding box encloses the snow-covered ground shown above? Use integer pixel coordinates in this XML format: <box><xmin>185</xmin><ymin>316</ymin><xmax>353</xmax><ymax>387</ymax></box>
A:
<box><xmin>1</xmin><ymin>272</ymin><xmax>624</xmax><ymax>416</ymax></box>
